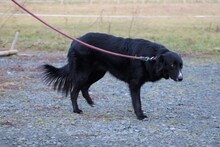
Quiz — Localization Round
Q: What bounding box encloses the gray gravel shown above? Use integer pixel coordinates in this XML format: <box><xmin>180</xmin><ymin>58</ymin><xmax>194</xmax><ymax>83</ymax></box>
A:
<box><xmin>0</xmin><ymin>51</ymin><xmax>219</xmax><ymax>147</ymax></box>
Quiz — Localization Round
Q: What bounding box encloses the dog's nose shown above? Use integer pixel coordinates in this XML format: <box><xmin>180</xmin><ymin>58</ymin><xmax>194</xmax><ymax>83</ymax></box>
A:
<box><xmin>178</xmin><ymin>77</ymin><xmax>183</xmax><ymax>81</ymax></box>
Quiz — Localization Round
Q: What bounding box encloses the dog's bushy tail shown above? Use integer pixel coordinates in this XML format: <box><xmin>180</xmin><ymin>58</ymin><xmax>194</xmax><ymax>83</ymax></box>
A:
<box><xmin>41</xmin><ymin>64</ymin><xmax>72</xmax><ymax>96</ymax></box>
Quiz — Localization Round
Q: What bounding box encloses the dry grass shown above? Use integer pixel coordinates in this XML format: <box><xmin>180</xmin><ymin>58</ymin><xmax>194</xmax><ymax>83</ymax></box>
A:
<box><xmin>5</xmin><ymin>2</ymin><xmax>220</xmax><ymax>16</ymax></box>
<box><xmin>0</xmin><ymin>1</ymin><xmax>220</xmax><ymax>56</ymax></box>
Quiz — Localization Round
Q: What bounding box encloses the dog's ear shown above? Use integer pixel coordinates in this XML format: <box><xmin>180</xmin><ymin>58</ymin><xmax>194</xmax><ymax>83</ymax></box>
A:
<box><xmin>159</xmin><ymin>54</ymin><xmax>164</xmax><ymax>62</ymax></box>
<box><xmin>156</xmin><ymin>55</ymin><xmax>164</xmax><ymax>74</ymax></box>
<box><xmin>156</xmin><ymin>55</ymin><xmax>170</xmax><ymax>79</ymax></box>
<box><xmin>156</xmin><ymin>55</ymin><xmax>164</xmax><ymax>67</ymax></box>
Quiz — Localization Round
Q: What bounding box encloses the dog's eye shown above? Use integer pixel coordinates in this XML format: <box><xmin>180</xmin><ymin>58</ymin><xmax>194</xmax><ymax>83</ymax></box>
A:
<box><xmin>170</xmin><ymin>64</ymin><xmax>176</xmax><ymax>68</ymax></box>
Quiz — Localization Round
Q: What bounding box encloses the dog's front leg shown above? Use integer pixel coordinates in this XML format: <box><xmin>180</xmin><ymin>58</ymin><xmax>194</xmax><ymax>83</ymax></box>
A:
<box><xmin>129</xmin><ymin>83</ymin><xmax>147</xmax><ymax>120</ymax></box>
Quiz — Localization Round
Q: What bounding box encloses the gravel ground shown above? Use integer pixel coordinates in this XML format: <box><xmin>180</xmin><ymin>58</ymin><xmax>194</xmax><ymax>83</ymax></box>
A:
<box><xmin>0</xmin><ymin>51</ymin><xmax>219</xmax><ymax>147</ymax></box>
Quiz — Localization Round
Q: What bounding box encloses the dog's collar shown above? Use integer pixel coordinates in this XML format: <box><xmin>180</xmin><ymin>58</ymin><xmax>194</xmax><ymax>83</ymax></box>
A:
<box><xmin>140</xmin><ymin>56</ymin><xmax>157</xmax><ymax>62</ymax></box>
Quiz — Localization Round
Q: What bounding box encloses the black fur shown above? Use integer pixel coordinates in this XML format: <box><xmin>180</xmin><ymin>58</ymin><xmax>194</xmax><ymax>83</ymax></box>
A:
<box><xmin>41</xmin><ymin>32</ymin><xmax>183</xmax><ymax>120</ymax></box>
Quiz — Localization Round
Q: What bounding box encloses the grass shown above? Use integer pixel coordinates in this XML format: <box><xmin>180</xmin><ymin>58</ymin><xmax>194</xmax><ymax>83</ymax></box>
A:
<box><xmin>0</xmin><ymin>2</ymin><xmax>220</xmax><ymax>57</ymax></box>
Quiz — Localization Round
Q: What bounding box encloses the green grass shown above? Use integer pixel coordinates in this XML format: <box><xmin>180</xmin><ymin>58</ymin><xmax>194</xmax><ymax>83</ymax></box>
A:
<box><xmin>0</xmin><ymin>2</ymin><xmax>220</xmax><ymax>57</ymax></box>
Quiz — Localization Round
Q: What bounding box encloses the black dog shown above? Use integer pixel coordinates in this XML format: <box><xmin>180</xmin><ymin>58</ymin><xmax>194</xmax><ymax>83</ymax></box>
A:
<box><xmin>42</xmin><ymin>32</ymin><xmax>183</xmax><ymax>120</ymax></box>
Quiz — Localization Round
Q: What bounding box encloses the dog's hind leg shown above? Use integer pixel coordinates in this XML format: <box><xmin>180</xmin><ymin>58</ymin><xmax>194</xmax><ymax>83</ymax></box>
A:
<box><xmin>81</xmin><ymin>86</ymin><xmax>94</xmax><ymax>107</ymax></box>
<box><xmin>71</xmin><ymin>86</ymin><xmax>82</xmax><ymax>114</ymax></box>
<box><xmin>81</xmin><ymin>70</ymin><xmax>106</xmax><ymax>106</ymax></box>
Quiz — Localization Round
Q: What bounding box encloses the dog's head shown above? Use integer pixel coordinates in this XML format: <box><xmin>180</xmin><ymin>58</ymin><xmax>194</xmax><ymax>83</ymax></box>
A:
<box><xmin>156</xmin><ymin>52</ymin><xmax>183</xmax><ymax>82</ymax></box>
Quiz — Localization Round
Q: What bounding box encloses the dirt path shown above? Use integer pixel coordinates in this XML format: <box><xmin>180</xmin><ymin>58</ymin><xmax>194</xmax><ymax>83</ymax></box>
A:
<box><xmin>0</xmin><ymin>51</ymin><xmax>219</xmax><ymax>146</ymax></box>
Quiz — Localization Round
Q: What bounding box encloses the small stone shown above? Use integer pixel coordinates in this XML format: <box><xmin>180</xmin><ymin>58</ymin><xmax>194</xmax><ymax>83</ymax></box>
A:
<box><xmin>57</xmin><ymin>142</ymin><xmax>62</xmax><ymax>147</ymax></box>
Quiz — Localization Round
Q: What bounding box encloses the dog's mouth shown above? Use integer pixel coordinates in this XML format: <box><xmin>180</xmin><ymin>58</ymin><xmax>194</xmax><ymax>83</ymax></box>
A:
<box><xmin>174</xmin><ymin>78</ymin><xmax>182</xmax><ymax>82</ymax></box>
<box><xmin>176</xmin><ymin>77</ymin><xmax>183</xmax><ymax>82</ymax></box>
<box><xmin>169</xmin><ymin>76</ymin><xmax>183</xmax><ymax>82</ymax></box>
<box><xmin>163</xmin><ymin>73</ymin><xmax>169</xmax><ymax>79</ymax></box>
<box><xmin>165</xmin><ymin>71</ymin><xmax>183</xmax><ymax>82</ymax></box>
<box><xmin>171</xmin><ymin>76</ymin><xmax>183</xmax><ymax>82</ymax></box>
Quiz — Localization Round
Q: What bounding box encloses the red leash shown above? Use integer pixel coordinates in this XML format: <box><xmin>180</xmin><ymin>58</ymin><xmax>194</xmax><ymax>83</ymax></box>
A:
<box><xmin>11</xmin><ymin>0</ymin><xmax>155</xmax><ymax>61</ymax></box>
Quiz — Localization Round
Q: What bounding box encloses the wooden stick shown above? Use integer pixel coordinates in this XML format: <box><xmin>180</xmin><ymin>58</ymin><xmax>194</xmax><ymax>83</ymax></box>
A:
<box><xmin>10</xmin><ymin>32</ymin><xmax>19</xmax><ymax>50</ymax></box>
<box><xmin>0</xmin><ymin>50</ymin><xmax>18</xmax><ymax>56</ymax></box>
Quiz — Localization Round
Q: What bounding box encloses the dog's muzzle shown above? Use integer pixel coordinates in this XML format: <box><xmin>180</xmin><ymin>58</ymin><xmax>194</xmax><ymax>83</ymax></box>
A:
<box><xmin>176</xmin><ymin>71</ymin><xmax>183</xmax><ymax>81</ymax></box>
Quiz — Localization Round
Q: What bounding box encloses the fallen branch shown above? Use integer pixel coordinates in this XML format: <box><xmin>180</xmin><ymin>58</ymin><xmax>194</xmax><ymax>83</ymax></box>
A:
<box><xmin>0</xmin><ymin>49</ymin><xmax>18</xmax><ymax>56</ymax></box>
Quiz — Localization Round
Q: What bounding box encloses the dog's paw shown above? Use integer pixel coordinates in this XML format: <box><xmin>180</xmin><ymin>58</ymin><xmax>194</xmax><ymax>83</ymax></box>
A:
<box><xmin>73</xmin><ymin>109</ymin><xmax>83</xmax><ymax>114</ymax></box>
<box><xmin>137</xmin><ymin>114</ymin><xmax>148</xmax><ymax>120</ymax></box>
<box><xmin>90</xmin><ymin>103</ymin><xmax>95</xmax><ymax>107</ymax></box>
<box><xmin>142</xmin><ymin>117</ymin><xmax>148</xmax><ymax>121</ymax></box>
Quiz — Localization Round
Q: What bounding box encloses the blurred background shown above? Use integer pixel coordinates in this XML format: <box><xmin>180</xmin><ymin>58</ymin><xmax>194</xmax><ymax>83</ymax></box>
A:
<box><xmin>0</xmin><ymin>0</ymin><xmax>220</xmax><ymax>56</ymax></box>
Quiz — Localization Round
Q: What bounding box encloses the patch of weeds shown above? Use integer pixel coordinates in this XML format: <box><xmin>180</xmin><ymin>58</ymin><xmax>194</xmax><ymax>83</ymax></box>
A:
<box><xmin>35</xmin><ymin>119</ymin><xmax>45</xmax><ymax>126</ymax></box>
